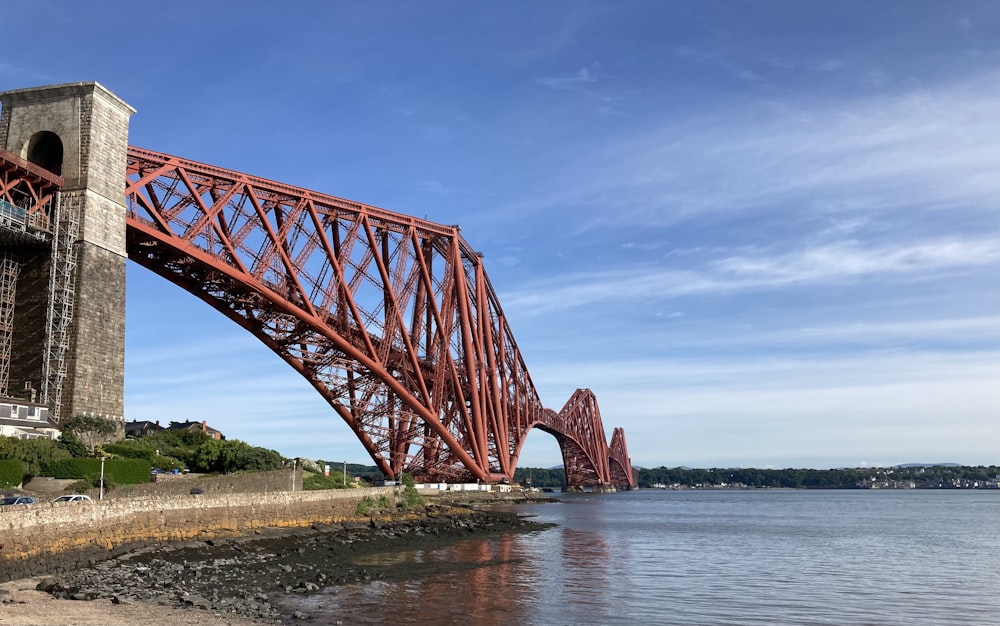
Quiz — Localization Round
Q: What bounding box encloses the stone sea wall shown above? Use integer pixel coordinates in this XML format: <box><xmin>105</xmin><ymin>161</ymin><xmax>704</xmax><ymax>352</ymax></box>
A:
<box><xmin>0</xmin><ymin>486</ymin><xmax>397</xmax><ymax>582</ymax></box>
<box><xmin>104</xmin><ymin>467</ymin><xmax>303</xmax><ymax>498</ymax></box>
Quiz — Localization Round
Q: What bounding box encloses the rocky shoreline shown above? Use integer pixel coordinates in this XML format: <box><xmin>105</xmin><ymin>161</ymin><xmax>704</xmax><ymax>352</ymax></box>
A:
<box><xmin>11</xmin><ymin>504</ymin><xmax>553</xmax><ymax>624</ymax></box>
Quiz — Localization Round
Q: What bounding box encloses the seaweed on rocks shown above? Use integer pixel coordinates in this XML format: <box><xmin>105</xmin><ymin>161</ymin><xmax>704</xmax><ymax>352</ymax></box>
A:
<box><xmin>34</xmin><ymin>506</ymin><xmax>552</xmax><ymax>623</ymax></box>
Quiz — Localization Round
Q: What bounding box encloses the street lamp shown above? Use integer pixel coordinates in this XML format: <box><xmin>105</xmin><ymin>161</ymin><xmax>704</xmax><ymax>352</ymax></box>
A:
<box><xmin>99</xmin><ymin>456</ymin><xmax>105</xmax><ymax>500</ymax></box>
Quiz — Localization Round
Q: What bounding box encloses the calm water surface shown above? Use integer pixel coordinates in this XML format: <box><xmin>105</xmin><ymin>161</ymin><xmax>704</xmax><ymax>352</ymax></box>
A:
<box><xmin>278</xmin><ymin>490</ymin><xmax>1000</xmax><ymax>625</ymax></box>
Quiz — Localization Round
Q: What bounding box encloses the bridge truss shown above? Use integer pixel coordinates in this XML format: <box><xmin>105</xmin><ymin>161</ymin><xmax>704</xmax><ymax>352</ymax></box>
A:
<box><xmin>123</xmin><ymin>147</ymin><xmax>634</xmax><ymax>487</ymax></box>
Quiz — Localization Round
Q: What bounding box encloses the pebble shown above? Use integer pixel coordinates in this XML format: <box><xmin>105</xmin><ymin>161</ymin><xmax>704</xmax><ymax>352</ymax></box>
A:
<box><xmin>31</xmin><ymin>507</ymin><xmax>551</xmax><ymax>623</ymax></box>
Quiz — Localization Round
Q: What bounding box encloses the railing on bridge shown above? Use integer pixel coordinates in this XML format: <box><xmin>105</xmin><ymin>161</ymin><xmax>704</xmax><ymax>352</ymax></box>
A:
<box><xmin>0</xmin><ymin>148</ymin><xmax>61</xmax><ymax>236</ymax></box>
<box><xmin>122</xmin><ymin>146</ymin><xmax>634</xmax><ymax>488</ymax></box>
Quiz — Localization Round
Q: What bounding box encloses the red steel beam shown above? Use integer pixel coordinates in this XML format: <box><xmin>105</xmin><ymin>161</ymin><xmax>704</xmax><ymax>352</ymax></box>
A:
<box><xmin>0</xmin><ymin>148</ymin><xmax>63</xmax><ymax>234</ymax></box>
<box><xmin>122</xmin><ymin>146</ymin><xmax>634</xmax><ymax>484</ymax></box>
<box><xmin>609</xmin><ymin>427</ymin><xmax>636</xmax><ymax>490</ymax></box>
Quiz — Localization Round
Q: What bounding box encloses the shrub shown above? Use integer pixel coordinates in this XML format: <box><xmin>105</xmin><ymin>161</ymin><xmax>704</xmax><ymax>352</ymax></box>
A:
<box><xmin>0</xmin><ymin>436</ymin><xmax>71</xmax><ymax>477</ymax></box>
<box><xmin>66</xmin><ymin>479</ymin><xmax>92</xmax><ymax>492</ymax></box>
<box><xmin>106</xmin><ymin>458</ymin><xmax>152</xmax><ymax>484</ymax></box>
<box><xmin>188</xmin><ymin>439</ymin><xmax>284</xmax><ymax>474</ymax></box>
<box><xmin>355</xmin><ymin>494</ymin><xmax>391</xmax><ymax>515</ymax></box>
<box><xmin>106</xmin><ymin>429</ymin><xmax>207</xmax><ymax>469</ymax></box>
<box><xmin>103</xmin><ymin>440</ymin><xmax>155</xmax><ymax>462</ymax></box>
<box><xmin>42</xmin><ymin>458</ymin><xmax>88</xmax><ymax>479</ymax></box>
<box><xmin>57</xmin><ymin>430</ymin><xmax>88</xmax><ymax>458</ymax></box>
<box><xmin>400</xmin><ymin>472</ymin><xmax>425</xmax><ymax>509</ymax></box>
<box><xmin>41</xmin><ymin>458</ymin><xmax>151</xmax><ymax>485</ymax></box>
<box><xmin>0</xmin><ymin>459</ymin><xmax>25</xmax><ymax>489</ymax></box>
<box><xmin>303</xmin><ymin>472</ymin><xmax>345</xmax><ymax>490</ymax></box>
<box><xmin>104</xmin><ymin>440</ymin><xmax>186</xmax><ymax>471</ymax></box>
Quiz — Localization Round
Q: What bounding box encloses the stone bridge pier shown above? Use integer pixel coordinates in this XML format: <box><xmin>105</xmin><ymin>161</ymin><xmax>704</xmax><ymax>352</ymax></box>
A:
<box><xmin>0</xmin><ymin>82</ymin><xmax>134</xmax><ymax>421</ymax></box>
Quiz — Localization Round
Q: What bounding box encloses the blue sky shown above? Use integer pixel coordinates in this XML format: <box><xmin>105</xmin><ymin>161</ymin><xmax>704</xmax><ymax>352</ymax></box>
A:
<box><xmin>3</xmin><ymin>2</ymin><xmax>998</xmax><ymax>470</ymax></box>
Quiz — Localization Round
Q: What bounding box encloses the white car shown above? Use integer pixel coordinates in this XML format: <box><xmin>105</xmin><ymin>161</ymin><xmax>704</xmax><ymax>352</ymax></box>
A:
<box><xmin>51</xmin><ymin>494</ymin><xmax>92</xmax><ymax>503</ymax></box>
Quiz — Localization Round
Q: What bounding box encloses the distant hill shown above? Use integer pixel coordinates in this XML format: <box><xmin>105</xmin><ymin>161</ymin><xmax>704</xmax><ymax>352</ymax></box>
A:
<box><xmin>896</xmin><ymin>463</ymin><xmax>961</xmax><ymax>468</ymax></box>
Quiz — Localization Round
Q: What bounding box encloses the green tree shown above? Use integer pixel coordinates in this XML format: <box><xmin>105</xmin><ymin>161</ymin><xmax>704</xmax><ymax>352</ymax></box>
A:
<box><xmin>59</xmin><ymin>414</ymin><xmax>121</xmax><ymax>453</ymax></box>
<box><xmin>189</xmin><ymin>438</ymin><xmax>284</xmax><ymax>473</ymax></box>
<box><xmin>0</xmin><ymin>436</ymin><xmax>71</xmax><ymax>477</ymax></box>
<box><xmin>57</xmin><ymin>430</ymin><xmax>88</xmax><ymax>457</ymax></box>
<box><xmin>399</xmin><ymin>472</ymin><xmax>425</xmax><ymax>509</ymax></box>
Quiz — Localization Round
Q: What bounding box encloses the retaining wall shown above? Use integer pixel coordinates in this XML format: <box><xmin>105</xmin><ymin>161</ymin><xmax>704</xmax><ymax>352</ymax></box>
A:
<box><xmin>0</xmin><ymin>486</ymin><xmax>397</xmax><ymax>582</ymax></box>
<box><xmin>96</xmin><ymin>467</ymin><xmax>303</xmax><ymax>499</ymax></box>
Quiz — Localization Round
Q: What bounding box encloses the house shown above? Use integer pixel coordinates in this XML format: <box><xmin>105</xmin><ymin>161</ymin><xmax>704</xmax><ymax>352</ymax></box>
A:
<box><xmin>124</xmin><ymin>420</ymin><xmax>164</xmax><ymax>438</ymax></box>
<box><xmin>0</xmin><ymin>396</ymin><xmax>60</xmax><ymax>440</ymax></box>
<box><xmin>167</xmin><ymin>420</ymin><xmax>223</xmax><ymax>440</ymax></box>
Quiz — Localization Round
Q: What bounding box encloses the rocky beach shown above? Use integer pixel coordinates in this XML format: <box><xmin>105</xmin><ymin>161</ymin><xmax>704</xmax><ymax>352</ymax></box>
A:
<box><xmin>0</xmin><ymin>503</ymin><xmax>553</xmax><ymax>625</ymax></box>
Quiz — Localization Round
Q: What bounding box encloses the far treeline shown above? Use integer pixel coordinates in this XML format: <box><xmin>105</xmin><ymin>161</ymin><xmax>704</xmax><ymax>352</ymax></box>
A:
<box><xmin>514</xmin><ymin>465</ymin><xmax>1000</xmax><ymax>489</ymax></box>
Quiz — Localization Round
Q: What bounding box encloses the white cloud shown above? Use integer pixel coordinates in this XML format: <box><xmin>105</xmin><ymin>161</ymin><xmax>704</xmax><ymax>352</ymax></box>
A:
<box><xmin>675</xmin><ymin>46</ymin><xmax>759</xmax><ymax>82</ymax></box>
<box><xmin>415</xmin><ymin>179</ymin><xmax>451</xmax><ymax>194</ymax></box>
<box><xmin>495</xmin><ymin>69</ymin><xmax>1000</xmax><ymax>234</ymax></box>
<box><xmin>711</xmin><ymin>236</ymin><xmax>1000</xmax><ymax>284</ymax></box>
<box><xmin>503</xmin><ymin>234</ymin><xmax>1000</xmax><ymax>315</ymax></box>
<box><xmin>535</xmin><ymin>349</ymin><xmax>1000</xmax><ymax>393</ymax></box>
<box><xmin>680</xmin><ymin>316</ymin><xmax>1000</xmax><ymax>352</ymax></box>
<box><xmin>527</xmin><ymin>350</ymin><xmax>1000</xmax><ymax>468</ymax></box>
<box><xmin>536</xmin><ymin>67</ymin><xmax>597</xmax><ymax>89</ymax></box>
<box><xmin>958</xmin><ymin>15</ymin><xmax>973</xmax><ymax>35</ymax></box>
<box><xmin>814</xmin><ymin>58</ymin><xmax>846</xmax><ymax>72</ymax></box>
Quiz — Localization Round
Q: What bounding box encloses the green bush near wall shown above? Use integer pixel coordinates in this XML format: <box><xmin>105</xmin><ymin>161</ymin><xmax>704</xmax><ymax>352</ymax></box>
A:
<box><xmin>102</xmin><ymin>440</ymin><xmax>186</xmax><ymax>471</ymax></box>
<box><xmin>0</xmin><ymin>459</ymin><xmax>25</xmax><ymax>489</ymax></box>
<box><xmin>42</xmin><ymin>458</ymin><xmax>151</xmax><ymax>485</ymax></box>
<box><xmin>106</xmin><ymin>459</ymin><xmax>152</xmax><ymax>484</ymax></box>
<box><xmin>41</xmin><ymin>458</ymin><xmax>89</xmax><ymax>479</ymax></box>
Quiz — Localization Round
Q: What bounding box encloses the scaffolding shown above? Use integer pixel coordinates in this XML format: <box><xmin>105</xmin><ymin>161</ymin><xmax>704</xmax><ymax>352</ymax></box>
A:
<box><xmin>41</xmin><ymin>193</ymin><xmax>77</xmax><ymax>423</ymax></box>
<box><xmin>0</xmin><ymin>149</ymin><xmax>65</xmax><ymax>416</ymax></box>
<box><xmin>0</xmin><ymin>252</ymin><xmax>18</xmax><ymax>396</ymax></box>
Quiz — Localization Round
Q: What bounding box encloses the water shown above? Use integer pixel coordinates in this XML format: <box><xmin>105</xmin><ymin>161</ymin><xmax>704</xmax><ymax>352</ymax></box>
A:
<box><xmin>279</xmin><ymin>490</ymin><xmax>1000</xmax><ymax>625</ymax></box>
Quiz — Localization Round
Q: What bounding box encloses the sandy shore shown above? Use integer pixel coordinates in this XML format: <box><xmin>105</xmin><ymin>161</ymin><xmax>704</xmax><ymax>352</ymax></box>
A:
<box><xmin>0</xmin><ymin>577</ymin><xmax>263</xmax><ymax>626</ymax></box>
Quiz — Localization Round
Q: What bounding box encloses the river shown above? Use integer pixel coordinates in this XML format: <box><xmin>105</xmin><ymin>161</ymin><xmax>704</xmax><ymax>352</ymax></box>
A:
<box><xmin>276</xmin><ymin>489</ymin><xmax>1000</xmax><ymax>625</ymax></box>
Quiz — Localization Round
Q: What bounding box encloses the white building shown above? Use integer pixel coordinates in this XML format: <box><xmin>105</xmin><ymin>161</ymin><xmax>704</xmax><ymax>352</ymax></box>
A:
<box><xmin>0</xmin><ymin>397</ymin><xmax>60</xmax><ymax>440</ymax></box>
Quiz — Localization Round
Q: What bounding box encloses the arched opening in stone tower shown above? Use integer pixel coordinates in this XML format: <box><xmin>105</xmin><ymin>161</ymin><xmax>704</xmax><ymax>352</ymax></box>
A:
<box><xmin>25</xmin><ymin>131</ymin><xmax>63</xmax><ymax>176</ymax></box>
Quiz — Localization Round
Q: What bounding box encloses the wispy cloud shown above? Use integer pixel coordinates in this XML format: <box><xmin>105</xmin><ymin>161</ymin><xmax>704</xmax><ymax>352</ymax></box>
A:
<box><xmin>536</xmin><ymin>67</ymin><xmax>597</xmax><ymax>89</ymax></box>
<box><xmin>657</xmin><ymin>316</ymin><xmax>1000</xmax><ymax>353</ymax></box>
<box><xmin>675</xmin><ymin>46</ymin><xmax>759</xmax><ymax>82</ymax></box>
<box><xmin>958</xmin><ymin>15</ymin><xmax>973</xmax><ymax>35</ymax></box>
<box><xmin>711</xmin><ymin>237</ymin><xmax>1000</xmax><ymax>284</ymax></box>
<box><xmin>503</xmin><ymin>234</ymin><xmax>1000</xmax><ymax>315</ymax></box>
<box><xmin>813</xmin><ymin>58</ymin><xmax>846</xmax><ymax>72</ymax></box>
<box><xmin>527</xmin><ymin>349</ymin><xmax>1000</xmax><ymax>468</ymax></box>
<box><xmin>493</xmin><ymin>69</ymin><xmax>1000</xmax><ymax>234</ymax></box>
<box><xmin>415</xmin><ymin>179</ymin><xmax>451</xmax><ymax>194</ymax></box>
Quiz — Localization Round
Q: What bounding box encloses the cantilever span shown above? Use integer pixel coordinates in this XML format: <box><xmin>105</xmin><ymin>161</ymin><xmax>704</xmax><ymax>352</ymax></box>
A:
<box><xmin>0</xmin><ymin>112</ymin><xmax>634</xmax><ymax>487</ymax></box>
<box><xmin>121</xmin><ymin>147</ymin><xmax>635</xmax><ymax>488</ymax></box>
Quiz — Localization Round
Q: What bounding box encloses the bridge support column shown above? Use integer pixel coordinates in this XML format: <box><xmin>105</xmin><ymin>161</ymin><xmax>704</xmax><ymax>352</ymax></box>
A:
<box><xmin>0</xmin><ymin>82</ymin><xmax>135</xmax><ymax>422</ymax></box>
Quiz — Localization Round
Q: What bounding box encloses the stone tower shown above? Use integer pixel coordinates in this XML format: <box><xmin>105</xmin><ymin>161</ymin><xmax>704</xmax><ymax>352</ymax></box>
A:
<box><xmin>0</xmin><ymin>82</ymin><xmax>135</xmax><ymax>421</ymax></box>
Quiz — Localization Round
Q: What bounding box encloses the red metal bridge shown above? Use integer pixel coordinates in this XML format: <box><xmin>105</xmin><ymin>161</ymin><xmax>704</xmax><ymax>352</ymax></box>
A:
<box><xmin>1</xmin><ymin>145</ymin><xmax>635</xmax><ymax>490</ymax></box>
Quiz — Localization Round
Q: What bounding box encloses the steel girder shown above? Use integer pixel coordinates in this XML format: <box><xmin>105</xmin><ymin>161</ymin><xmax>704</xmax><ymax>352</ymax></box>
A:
<box><xmin>123</xmin><ymin>147</ymin><xmax>551</xmax><ymax>483</ymax></box>
<box><xmin>122</xmin><ymin>146</ymin><xmax>635</xmax><ymax>485</ymax></box>
<box><xmin>609</xmin><ymin>427</ymin><xmax>636</xmax><ymax>490</ymax></box>
<box><xmin>536</xmin><ymin>388</ymin><xmax>614</xmax><ymax>487</ymax></box>
<box><xmin>0</xmin><ymin>148</ymin><xmax>62</xmax><ymax>237</ymax></box>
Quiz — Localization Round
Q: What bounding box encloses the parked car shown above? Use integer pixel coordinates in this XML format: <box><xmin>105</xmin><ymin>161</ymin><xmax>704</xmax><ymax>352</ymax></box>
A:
<box><xmin>51</xmin><ymin>494</ymin><xmax>92</xmax><ymax>503</ymax></box>
<box><xmin>0</xmin><ymin>496</ymin><xmax>36</xmax><ymax>506</ymax></box>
